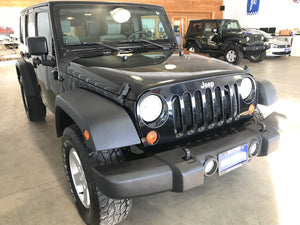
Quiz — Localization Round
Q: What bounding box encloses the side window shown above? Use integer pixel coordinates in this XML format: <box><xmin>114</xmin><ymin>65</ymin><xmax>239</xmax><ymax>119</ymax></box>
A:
<box><xmin>37</xmin><ymin>12</ymin><xmax>52</xmax><ymax>52</ymax></box>
<box><xmin>190</xmin><ymin>22</ymin><xmax>202</xmax><ymax>34</ymax></box>
<box><xmin>20</xmin><ymin>16</ymin><xmax>25</xmax><ymax>43</ymax></box>
<box><xmin>204</xmin><ymin>22</ymin><xmax>217</xmax><ymax>32</ymax></box>
<box><xmin>27</xmin><ymin>13</ymin><xmax>35</xmax><ymax>37</ymax></box>
<box><xmin>141</xmin><ymin>15</ymin><xmax>168</xmax><ymax>40</ymax></box>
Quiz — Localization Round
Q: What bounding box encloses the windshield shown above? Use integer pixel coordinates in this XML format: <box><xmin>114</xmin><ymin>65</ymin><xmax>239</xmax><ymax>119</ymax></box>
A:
<box><xmin>221</xmin><ymin>20</ymin><xmax>242</xmax><ymax>32</ymax></box>
<box><xmin>55</xmin><ymin>4</ymin><xmax>173</xmax><ymax>47</ymax></box>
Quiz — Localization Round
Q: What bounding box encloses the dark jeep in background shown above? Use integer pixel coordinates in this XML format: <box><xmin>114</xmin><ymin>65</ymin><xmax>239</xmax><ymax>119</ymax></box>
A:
<box><xmin>184</xmin><ymin>19</ymin><xmax>268</xmax><ymax>65</ymax></box>
<box><xmin>16</xmin><ymin>1</ymin><xmax>284</xmax><ymax>225</ymax></box>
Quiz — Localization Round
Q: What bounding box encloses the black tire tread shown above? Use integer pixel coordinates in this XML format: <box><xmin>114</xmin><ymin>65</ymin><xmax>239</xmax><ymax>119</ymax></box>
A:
<box><xmin>26</xmin><ymin>95</ymin><xmax>46</xmax><ymax>121</ymax></box>
<box><xmin>187</xmin><ymin>43</ymin><xmax>200</xmax><ymax>53</ymax></box>
<box><xmin>62</xmin><ymin>125</ymin><xmax>132</xmax><ymax>225</ymax></box>
<box><xmin>224</xmin><ymin>46</ymin><xmax>243</xmax><ymax>65</ymax></box>
<box><xmin>248</xmin><ymin>50</ymin><xmax>266</xmax><ymax>63</ymax></box>
<box><xmin>20</xmin><ymin>76</ymin><xmax>46</xmax><ymax>121</ymax></box>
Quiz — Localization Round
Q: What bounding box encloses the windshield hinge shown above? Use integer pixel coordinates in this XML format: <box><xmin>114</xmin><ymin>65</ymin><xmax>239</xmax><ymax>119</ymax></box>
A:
<box><xmin>118</xmin><ymin>83</ymin><xmax>130</xmax><ymax>104</ymax></box>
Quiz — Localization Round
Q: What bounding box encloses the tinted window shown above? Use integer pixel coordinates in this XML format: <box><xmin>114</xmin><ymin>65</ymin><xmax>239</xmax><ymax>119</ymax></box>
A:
<box><xmin>20</xmin><ymin>15</ymin><xmax>25</xmax><ymax>43</ymax></box>
<box><xmin>37</xmin><ymin>12</ymin><xmax>52</xmax><ymax>52</ymax></box>
<box><xmin>27</xmin><ymin>13</ymin><xmax>35</xmax><ymax>37</ymax></box>
<box><xmin>190</xmin><ymin>22</ymin><xmax>202</xmax><ymax>34</ymax></box>
<box><xmin>204</xmin><ymin>22</ymin><xmax>217</xmax><ymax>32</ymax></box>
<box><xmin>56</xmin><ymin>5</ymin><xmax>172</xmax><ymax>45</ymax></box>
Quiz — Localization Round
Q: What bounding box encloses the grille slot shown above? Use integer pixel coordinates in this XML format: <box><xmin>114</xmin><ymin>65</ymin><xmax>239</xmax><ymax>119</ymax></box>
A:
<box><xmin>171</xmin><ymin>83</ymin><xmax>240</xmax><ymax>136</ymax></box>
<box><xmin>215</xmin><ymin>87</ymin><xmax>223</xmax><ymax>124</ymax></box>
<box><xmin>183</xmin><ymin>93</ymin><xmax>193</xmax><ymax>132</ymax></box>
<box><xmin>205</xmin><ymin>89</ymin><xmax>213</xmax><ymax>127</ymax></box>
<box><xmin>172</xmin><ymin>96</ymin><xmax>182</xmax><ymax>134</ymax></box>
<box><xmin>194</xmin><ymin>91</ymin><xmax>204</xmax><ymax>130</ymax></box>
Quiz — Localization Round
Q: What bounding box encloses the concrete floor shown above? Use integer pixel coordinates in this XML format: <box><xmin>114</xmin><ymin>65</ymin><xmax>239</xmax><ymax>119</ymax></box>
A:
<box><xmin>0</xmin><ymin>56</ymin><xmax>299</xmax><ymax>225</ymax></box>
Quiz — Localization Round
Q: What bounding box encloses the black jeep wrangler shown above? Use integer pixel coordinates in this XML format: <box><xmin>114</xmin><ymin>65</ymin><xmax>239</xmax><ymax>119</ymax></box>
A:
<box><xmin>16</xmin><ymin>2</ymin><xmax>284</xmax><ymax>225</ymax></box>
<box><xmin>184</xmin><ymin>19</ymin><xmax>268</xmax><ymax>65</ymax></box>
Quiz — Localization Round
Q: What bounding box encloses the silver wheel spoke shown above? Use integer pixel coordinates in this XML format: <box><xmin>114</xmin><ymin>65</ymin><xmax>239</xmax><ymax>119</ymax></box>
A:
<box><xmin>83</xmin><ymin>188</ymin><xmax>90</xmax><ymax>207</ymax></box>
<box><xmin>69</xmin><ymin>147</ymin><xmax>90</xmax><ymax>208</ymax></box>
<box><xmin>227</xmin><ymin>50</ymin><xmax>237</xmax><ymax>62</ymax></box>
<box><xmin>73</xmin><ymin>172</ymin><xmax>82</xmax><ymax>186</ymax></box>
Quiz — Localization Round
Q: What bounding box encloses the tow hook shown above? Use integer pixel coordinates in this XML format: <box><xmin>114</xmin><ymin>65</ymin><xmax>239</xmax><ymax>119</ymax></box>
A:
<box><xmin>258</xmin><ymin>122</ymin><xmax>266</xmax><ymax>132</ymax></box>
<box><xmin>182</xmin><ymin>147</ymin><xmax>191</xmax><ymax>161</ymax></box>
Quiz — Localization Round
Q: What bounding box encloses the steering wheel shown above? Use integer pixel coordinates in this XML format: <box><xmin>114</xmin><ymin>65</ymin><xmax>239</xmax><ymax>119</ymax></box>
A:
<box><xmin>128</xmin><ymin>31</ymin><xmax>145</xmax><ymax>40</ymax></box>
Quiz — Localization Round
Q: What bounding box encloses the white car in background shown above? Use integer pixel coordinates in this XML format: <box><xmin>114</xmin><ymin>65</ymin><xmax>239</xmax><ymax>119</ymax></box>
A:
<box><xmin>243</xmin><ymin>28</ymin><xmax>291</xmax><ymax>56</ymax></box>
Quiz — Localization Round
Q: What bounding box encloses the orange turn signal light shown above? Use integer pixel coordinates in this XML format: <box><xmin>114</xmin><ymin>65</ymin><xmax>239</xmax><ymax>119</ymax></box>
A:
<box><xmin>249</xmin><ymin>104</ymin><xmax>255</xmax><ymax>115</ymax></box>
<box><xmin>83</xmin><ymin>129</ymin><xmax>90</xmax><ymax>141</ymax></box>
<box><xmin>146</xmin><ymin>131</ymin><xmax>158</xmax><ymax>145</ymax></box>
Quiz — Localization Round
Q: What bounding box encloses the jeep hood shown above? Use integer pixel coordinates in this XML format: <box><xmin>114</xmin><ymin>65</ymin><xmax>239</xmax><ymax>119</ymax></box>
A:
<box><xmin>68</xmin><ymin>51</ymin><xmax>244</xmax><ymax>101</ymax></box>
<box><xmin>222</xmin><ymin>31</ymin><xmax>243</xmax><ymax>39</ymax></box>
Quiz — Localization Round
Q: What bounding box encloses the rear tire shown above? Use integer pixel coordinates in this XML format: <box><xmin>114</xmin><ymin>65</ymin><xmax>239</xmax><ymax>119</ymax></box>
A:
<box><xmin>224</xmin><ymin>46</ymin><xmax>243</xmax><ymax>65</ymax></box>
<box><xmin>248</xmin><ymin>50</ymin><xmax>266</xmax><ymax>62</ymax></box>
<box><xmin>187</xmin><ymin>44</ymin><xmax>200</xmax><ymax>53</ymax></box>
<box><xmin>62</xmin><ymin>125</ymin><xmax>132</xmax><ymax>225</ymax></box>
<box><xmin>19</xmin><ymin>76</ymin><xmax>46</xmax><ymax>121</ymax></box>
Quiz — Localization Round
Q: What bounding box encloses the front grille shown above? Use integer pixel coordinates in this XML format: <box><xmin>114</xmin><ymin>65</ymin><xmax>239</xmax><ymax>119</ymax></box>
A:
<box><xmin>248</xmin><ymin>36</ymin><xmax>263</xmax><ymax>46</ymax></box>
<box><xmin>277</xmin><ymin>45</ymin><xmax>289</xmax><ymax>48</ymax></box>
<box><xmin>250</xmin><ymin>35</ymin><xmax>262</xmax><ymax>42</ymax></box>
<box><xmin>172</xmin><ymin>83</ymin><xmax>240</xmax><ymax>136</ymax></box>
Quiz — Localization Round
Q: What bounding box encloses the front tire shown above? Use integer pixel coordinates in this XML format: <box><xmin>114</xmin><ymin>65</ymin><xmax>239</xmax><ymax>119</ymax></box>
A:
<box><xmin>248</xmin><ymin>50</ymin><xmax>266</xmax><ymax>62</ymax></box>
<box><xmin>62</xmin><ymin>125</ymin><xmax>132</xmax><ymax>225</ymax></box>
<box><xmin>224</xmin><ymin>46</ymin><xmax>243</xmax><ymax>65</ymax></box>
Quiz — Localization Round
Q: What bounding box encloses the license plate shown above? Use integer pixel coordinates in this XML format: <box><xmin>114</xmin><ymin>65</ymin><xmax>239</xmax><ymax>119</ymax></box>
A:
<box><xmin>218</xmin><ymin>145</ymin><xmax>248</xmax><ymax>176</ymax></box>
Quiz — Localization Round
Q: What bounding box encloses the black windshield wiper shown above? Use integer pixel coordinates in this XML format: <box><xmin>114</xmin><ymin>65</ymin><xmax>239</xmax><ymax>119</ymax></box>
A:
<box><xmin>120</xmin><ymin>39</ymin><xmax>171</xmax><ymax>51</ymax></box>
<box><xmin>69</xmin><ymin>42</ymin><xmax>120</xmax><ymax>58</ymax></box>
<box><xmin>68</xmin><ymin>42</ymin><xmax>119</xmax><ymax>51</ymax></box>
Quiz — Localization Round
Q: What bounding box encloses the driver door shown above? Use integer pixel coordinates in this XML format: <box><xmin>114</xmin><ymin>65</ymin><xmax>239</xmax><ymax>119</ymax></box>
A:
<box><xmin>203</xmin><ymin>21</ymin><xmax>218</xmax><ymax>49</ymax></box>
<box><xmin>33</xmin><ymin>9</ymin><xmax>58</xmax><ymax>112</ymax></box>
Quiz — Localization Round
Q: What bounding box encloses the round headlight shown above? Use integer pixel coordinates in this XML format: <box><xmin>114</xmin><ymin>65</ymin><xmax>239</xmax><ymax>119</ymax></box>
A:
<box><xmin>240</xmin><ymin>78</ymin><xmax>253</xmax><ymax>100</ymax></box>
<box><xmin>139</xmin><ymin>95</ymin><xmax>163</xmax><ymax>122</ymax></box>
<box><xmin>246</xmin><ymin>37</ymin><xmax>250</xmax><ymax>42</ymax></box>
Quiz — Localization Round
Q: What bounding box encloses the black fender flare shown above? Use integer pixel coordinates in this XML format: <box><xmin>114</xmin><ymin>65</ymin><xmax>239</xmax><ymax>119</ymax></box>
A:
<box><xmin>256</xmin><ymin>79</ymin><xmax>278</xmax><ymax>106</ymax></box>
<box><xmin>184</xmin><ymin>38</ymin><xmax>203</xmax><ymax>49</ymax></box>
<box><xmin>221</xmin><ymin>39</ymin><xmax>241</xmax><ymax>51</ymax></box>
<box><xmin>15</xmin><ymin>58</ymin><xmax>40</xmax><ymax>96</ymax></box>
<box><xmin>55</xmin><ymin>88</ymin><xmax>141</xmax><ymax>151</ymax></box>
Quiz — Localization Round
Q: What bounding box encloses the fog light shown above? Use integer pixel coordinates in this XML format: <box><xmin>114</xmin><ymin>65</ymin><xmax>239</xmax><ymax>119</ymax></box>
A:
<box><xmin>146</xmin><ymin>131</ymin><xmax>158</xmax><ymax>145</ymax></box>
<box><xmin>249</xmin><ymin>104</ymin><xmax>255</xmax><ymax>115</ymax></box>
<box><xmin>204</xmin><ymin>158</ymin><xmax>218</xmax><ymax>177</ymax></box>
<box><xmin>83</xmin><ymin>129</ymin><xmax>90</xmax><ymax>141</ymax></box>
<box><xmin>249</xmin><ymin>142</ymin><xmax>259</xmax><ymax>157</ymax></box>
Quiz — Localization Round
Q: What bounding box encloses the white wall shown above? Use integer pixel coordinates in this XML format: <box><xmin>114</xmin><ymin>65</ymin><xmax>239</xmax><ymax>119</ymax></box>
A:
<box><xmin>0</xmin><ymin>8</ymin><xmax>23</xmax><ymax>37</ymax></box>
<box><xmin>223</xmin><ymin>0</ymin><xmax>300</xmax><ymax>32</ymax></box>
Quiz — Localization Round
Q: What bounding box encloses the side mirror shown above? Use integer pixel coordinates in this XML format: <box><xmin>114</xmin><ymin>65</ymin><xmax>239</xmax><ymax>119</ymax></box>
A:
<box><xmin>26</xmin><ymin>36</ymin><xmax>48</xmax><ymax>60</ymax></box>
<box><xmin>212</xmin><ymin>28</ymin><xmax>218</xmax><ymax>33</ymax></box>
<box><xmin>174</xmin><ymin>33</ymin><xmax>182</xmax><ymax>47</ymax></box>
<box><xmin>26</xmin><ymin>36</ymin><xmax>55</xmax><ymax>67</ymax></box>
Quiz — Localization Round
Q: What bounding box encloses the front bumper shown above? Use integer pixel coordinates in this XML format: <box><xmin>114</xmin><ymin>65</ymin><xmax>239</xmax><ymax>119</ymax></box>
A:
<box><xmin>243</xmin><ymin>45</ymin><xmax>267</xmax><ymax>52</ymax></box>
<box><xmin>92</xmin><ymin>112</ymin><xmax>286</xmax><ymax>199</ymax></box>
<box><xmin>267</xmin><ymin>47</ymin><xmax>291</xmax><ymax>56</ymax></box>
